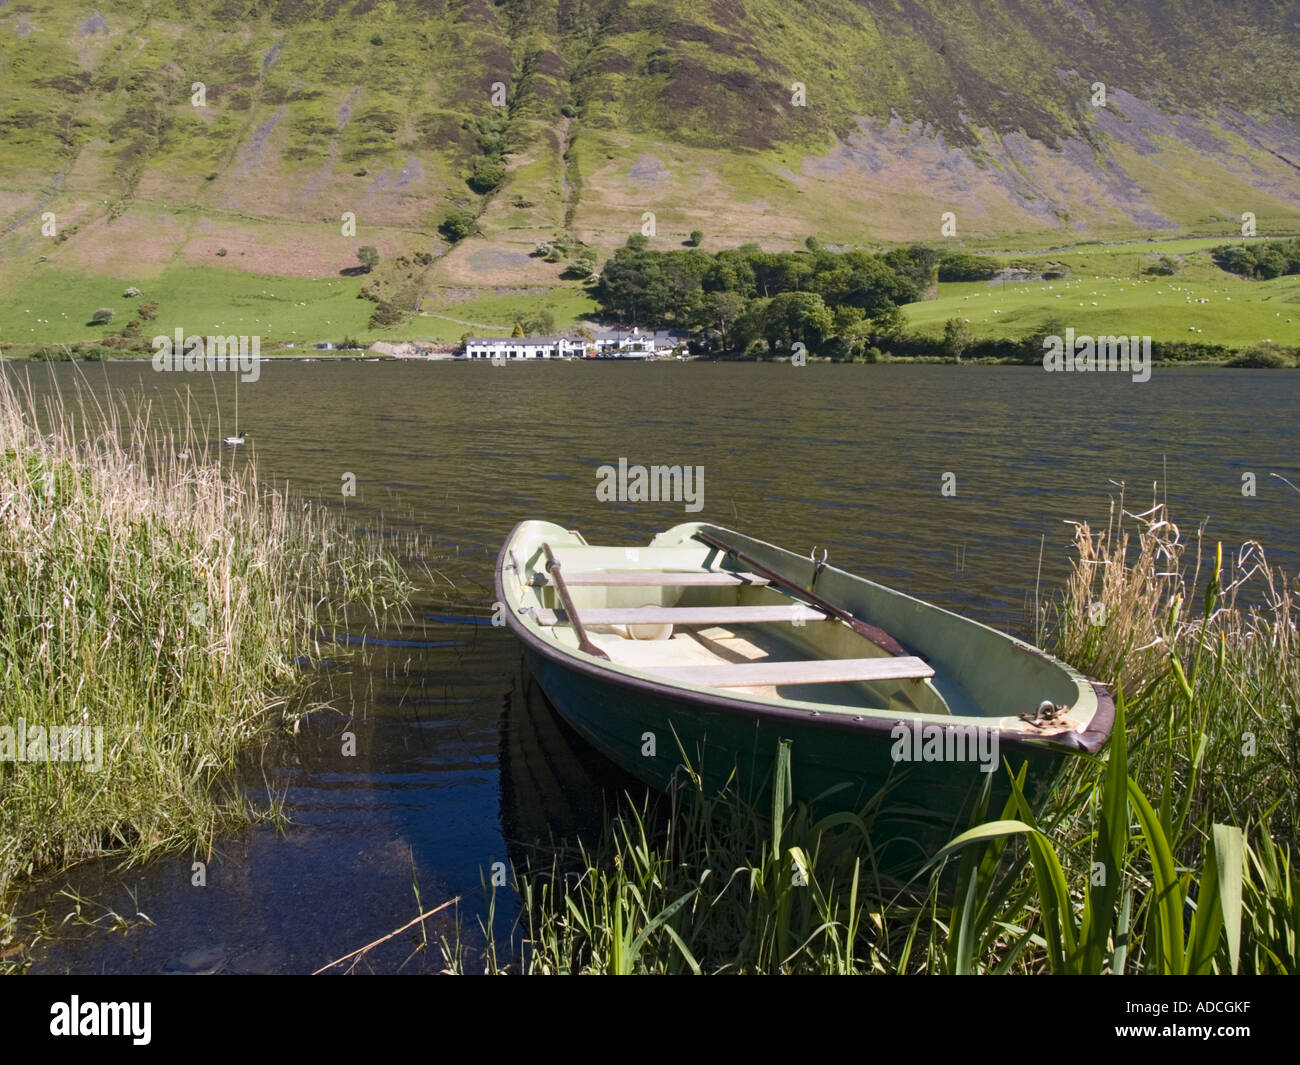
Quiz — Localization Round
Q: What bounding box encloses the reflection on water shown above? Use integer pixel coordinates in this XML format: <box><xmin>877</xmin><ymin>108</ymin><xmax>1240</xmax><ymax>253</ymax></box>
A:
<box><xmin>9</xmin><ymin>361</ymin><xmax>1296</xmax><ymax>972</ymax></box>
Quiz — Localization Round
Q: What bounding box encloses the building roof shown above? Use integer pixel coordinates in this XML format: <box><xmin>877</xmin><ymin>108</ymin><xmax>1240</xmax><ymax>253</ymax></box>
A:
<box><xmin>466</xmin><ymin>335</ymin><xmax>572</xmax><ymax>345</ymax></box>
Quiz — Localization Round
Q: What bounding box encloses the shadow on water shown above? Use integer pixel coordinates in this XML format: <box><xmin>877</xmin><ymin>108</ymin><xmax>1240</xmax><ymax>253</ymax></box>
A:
<box><xmin>498</xmin><ymin>664</ymin><xmax>650</xmax><ymax>870</ymax></box>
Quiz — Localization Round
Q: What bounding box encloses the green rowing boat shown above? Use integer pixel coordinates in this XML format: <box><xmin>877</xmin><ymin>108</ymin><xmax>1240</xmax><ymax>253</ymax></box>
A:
<box><xmin>496</xmin><ymin>520</ymin><xmax>1114</xmax><ymax>871</ymax></box>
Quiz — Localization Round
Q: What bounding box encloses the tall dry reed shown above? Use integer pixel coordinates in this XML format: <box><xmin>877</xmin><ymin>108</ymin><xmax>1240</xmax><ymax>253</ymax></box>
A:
<box><xmin>0</xmin><ymin>369</ymin><xmax>411</xmax><ymax>953</ymax></box>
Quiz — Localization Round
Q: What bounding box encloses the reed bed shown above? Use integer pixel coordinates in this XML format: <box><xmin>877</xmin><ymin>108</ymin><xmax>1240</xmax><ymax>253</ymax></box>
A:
<box><xmin>447</xmin><ymin>494</ymin><xmax>1298</xmax><ymax>974</ymax></box>
<box><xmin>1053</xmin><ymin>494</ymin><xmax>1297</xmax><ymax>841</ymax></box>
<box><xmin>0</xmin><ymin>370</ymin><xmax>412</xmax><ymax>953</ymax></box>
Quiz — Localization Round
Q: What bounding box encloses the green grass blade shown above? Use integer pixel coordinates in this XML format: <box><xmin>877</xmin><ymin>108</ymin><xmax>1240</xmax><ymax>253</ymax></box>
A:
<box><xmin>1213</xmin><ymin>823</ymin><xmax>1245</xmax><ymax>975</ymax></box>
<box><xmin>1126</xmin><ymin>778</ymin><xmax>1186</xmax><ymax>973</ymax></box>
<box><xmin>1111</xmin><ymin>888</ymin><xmax>1133</xmax><ymax>974</ymax></box>
<box><xmin>1081</xmin><ymin>683</ymin><xmax>1128</xmax><ymax>974</ymax></box>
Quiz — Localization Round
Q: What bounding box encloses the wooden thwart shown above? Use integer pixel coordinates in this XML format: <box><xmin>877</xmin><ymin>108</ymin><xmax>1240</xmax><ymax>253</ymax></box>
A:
<box><xmin>532</xmin><ymin>605</ymin><xmax>828</xmax><ymax>627</ymax></box>
<box><xmin>653</xmin><ymin>656</ymin><xmax>934</xmax><ymax>688</ymax></box>
<box><xmin>539</xmin><ymin>570</ymin><xmax>770</xmax><ymax>587</ymax></box>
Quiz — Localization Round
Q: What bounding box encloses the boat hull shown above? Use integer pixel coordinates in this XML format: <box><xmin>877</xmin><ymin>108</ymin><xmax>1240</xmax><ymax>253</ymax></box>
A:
<box><xmin>522</xmin><ymin>645</ymin><xmax>1064</xmax><ymax>873</ymax></box>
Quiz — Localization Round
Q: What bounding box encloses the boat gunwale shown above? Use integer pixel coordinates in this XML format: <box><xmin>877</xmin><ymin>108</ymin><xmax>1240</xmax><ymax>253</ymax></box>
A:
<box><xmin>495</xmin><ymin>521</ymin><xmax>1115</xmax><ymax>757</ymax></box>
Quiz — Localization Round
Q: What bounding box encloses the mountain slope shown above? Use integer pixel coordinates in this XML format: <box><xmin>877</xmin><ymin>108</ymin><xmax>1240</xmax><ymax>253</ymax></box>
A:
<box><xmin>1</xmin><ymin>0</ymin><xmax>1298</xmax><ymax>298</ymax></box>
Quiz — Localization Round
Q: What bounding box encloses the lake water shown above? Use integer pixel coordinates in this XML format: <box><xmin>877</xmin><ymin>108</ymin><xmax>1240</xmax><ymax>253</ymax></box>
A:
<box><xmin>9</xmin><ymin>360</ymin><xmax>1298</xmax><ymax>972</ymax></box>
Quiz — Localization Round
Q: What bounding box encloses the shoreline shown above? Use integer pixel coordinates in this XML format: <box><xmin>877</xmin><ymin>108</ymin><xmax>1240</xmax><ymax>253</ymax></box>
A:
<box><xmin>0</xmin><ymin>350</ymin><xmax>1293</xmax><ymax>369</ymax></box>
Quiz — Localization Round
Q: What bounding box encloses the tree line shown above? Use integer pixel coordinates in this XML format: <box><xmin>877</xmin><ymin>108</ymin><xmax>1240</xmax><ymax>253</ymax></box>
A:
<box><xmin>592</xmin><ymin>236</ymin><xmax>968</xmax><ymax>358</ymax></box>
<box><xmin>1211</xmin><ymin>238</ymin><xmax>1300</xmax><ymax>280</ymax></box>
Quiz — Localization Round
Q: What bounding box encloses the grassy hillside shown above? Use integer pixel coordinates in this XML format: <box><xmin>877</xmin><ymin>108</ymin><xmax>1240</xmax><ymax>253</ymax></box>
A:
<box><xmin>906</xmin><ymin>242</ymin><xmax>1300</xmax><ymax>348</ymax></box>
<box><xmin>1</xmin><ymin>0</ymin><xmax>1299</xmax><ymax>346</ymax></box>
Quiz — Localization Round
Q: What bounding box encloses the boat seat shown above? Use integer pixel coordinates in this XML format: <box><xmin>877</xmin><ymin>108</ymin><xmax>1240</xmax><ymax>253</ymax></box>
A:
<box><xmin>651</xmin><ymin>656</ymin><xmax>935</xmax><ymax>688</ymax></box>
<box><xmin>536</xmin><ymin>570</ymin><xmax>770</xmax><ymax>587</ymax></box>
<box><xmin>531</xmin><ymin>605</ymin><xmax>828</xmax><ymax>627</ymax></box>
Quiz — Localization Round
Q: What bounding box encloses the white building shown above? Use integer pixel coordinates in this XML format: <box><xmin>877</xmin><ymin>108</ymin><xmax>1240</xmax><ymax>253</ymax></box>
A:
<box><xmin>463</xmin><ymin>335</ymin><xmax>575</xmax><ymax>360</ymax></box>
<box><xmin>594</xmin><ymin>327</ymin><xmax>656</xmax><ymax>357</ymax></box>
<box><xmin>461</xmin><ymin>328</ymin><xmax>664</xmax><ymax>360</ymax></box>
<box><xmin>617</xmin><ymin>328</ymin><xmax>655</xmax><ymax>355</ymax></box>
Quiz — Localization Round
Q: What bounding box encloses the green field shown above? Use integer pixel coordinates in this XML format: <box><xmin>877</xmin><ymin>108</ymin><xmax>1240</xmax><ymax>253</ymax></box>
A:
<box><xmin>0</xmin><ymin>266</ymin><xmax>378</xmax><ymax>350</ymax></box>
<box><xmin>906</xmin><ymin>244</ymin><xmax>1300</xmax><ymax>349</ymax></box>
<box><xmin>5</xmin><ymin>238</ymin><xmax>1300</xmax><ymax>356</ymax></box>
<box><xmin>0</xmin><ymin>263</ymin><xmax>611</xmax><ymax>350</ymax></box>
<box><xmin>412</xmin><ymin>285</ymin><xmax>600</xmax><ymax>341</ymax></box>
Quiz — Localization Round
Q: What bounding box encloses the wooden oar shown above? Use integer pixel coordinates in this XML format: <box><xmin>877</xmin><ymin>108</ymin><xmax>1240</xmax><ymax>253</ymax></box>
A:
<box><xmin>693</xmin><ymin>529</ymin><xmax>915</xmax><ymax>659</ymax></box>
<box><xmin>540</xmin><ymin>543</ymin><xmax>611</xmax><ymax>660</ymax></box>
